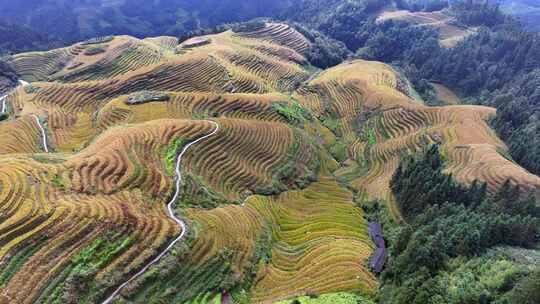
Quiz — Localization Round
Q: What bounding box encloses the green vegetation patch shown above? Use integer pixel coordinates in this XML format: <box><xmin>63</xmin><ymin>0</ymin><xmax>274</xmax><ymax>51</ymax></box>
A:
<box><xmin>23</xmin><ymin>84</ymin><xmax>40</xmax><ymax>94</ymax></box>
<box><xmin>438</xmin><ymin>254</ymin><xmax>529</xmax><ymax>303</ymax></box>
<box><xmin>272</xmin><ymin>100</ymin><xmax>313</xmax><ymax>126</ymax></box>
<box><xmin>232</xmin><ymin>20</ymin><xmax>266</xmax><ymax>33</ymax></box>
<box><xmin>0</xmin><ymin>237</ymin><xmax>47</xmax><ymax>287</ymax></box>
<box><xmin>232</xmin><ymin>222</ymin><xmax>274</xmax><ymax>302</ymax></box>
<box><xmin>164</xmin><ymin>138</ymin><xmax>186</xmax><ymax>175</ymax></box>
<box><xmin>320</xmin><ymin>117</ymin><xmax>340</xmax><ymax>137</ymax></box>
<box><xmin>51</xmin><ymin>173</ymin><xmax>65</xmax><ymax>189</ymax></box>
<box><xmin>180</xmin><ymin>173</ymin><xmax>238</xmax><ymax>209</ymax></box>
<box><xmin>125</xmin><ymin>90</ymin><xmax>171</xmax><ymax>105</ymax></box>
<box><xmin>185</xmin><ymin>292</ymin><xmax>222</xmax><ymax>304</ymax></box>
<box><xmin>83</xmin><ymin>45</ymin><xmax>107</xmax><ymax>56</ymax></box>
<box><xmin>30</xmin><ymin>154</ymin><xmax>66</xmax><ymax>164</ymax></box>
<box><xmin>329</xmin><ymin>141</ymin><xmax>347</xmax><ymax>163</ymax></box>
<box><xmin>381</xmin><ymin>145</ymin><xmax>540</xmax><ymax>303</ymax></box>
<box><xmin>356</xmin><ymin>112</ymin><xmax>384</xmax><ymax>149</ymax></box>
<box><xmin>35</xmin><ymin>263</ymin><xmax>74</xmax><ymax>304</ymax></box>
<box><xmin>254</xmin><ymin>129</ymin><xmax>319</xmax><ymax>195</ymax></box>
<box><xmin>129</xmin><ymin>247</ymin><xmax>236</xmax><ymax>303</ymax></box>
<box><xmin>71</xmin><ymin>234</ymin><xmax>132</xmax><ymax>270</ymax></box>
<box><xmin>276</xmin><ymin>292</ymin><xmax>374</xmax><ymax>304</ymax></box>
<box><xmin>40</xmin><ymin>231</ymin><xmax>133</xmax><ymax>304</ymax></box>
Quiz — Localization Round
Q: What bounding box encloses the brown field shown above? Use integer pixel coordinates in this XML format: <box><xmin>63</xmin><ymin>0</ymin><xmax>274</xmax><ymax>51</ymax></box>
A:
<box><xmin>432</xmin><ymin>82</ymin><xmax>460</xmax><ymax>105</ymax></box>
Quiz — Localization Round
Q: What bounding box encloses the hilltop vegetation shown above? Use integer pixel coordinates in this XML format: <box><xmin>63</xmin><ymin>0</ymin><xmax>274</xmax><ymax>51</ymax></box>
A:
<box><xmin>0</xmin><ymin>20</ymin><xmax>61</xmax><ymax>55</ymax></box>
<box><xmin>0</xmin><ymin>0</ymin><xmax>291</xmax><ymax>47</ymax></box>
<box><xmin>0</xmin><ymin>0</ymin><xmax>534</xmax><ymax>55</ymax></box>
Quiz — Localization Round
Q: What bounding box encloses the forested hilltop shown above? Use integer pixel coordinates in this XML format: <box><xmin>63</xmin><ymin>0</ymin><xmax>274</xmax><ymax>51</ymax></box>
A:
<box><xmin>0</xmin><ymin>0</ymin><xmax>292</xmax><ymax>51</ymax></box>
<box><xmin>0</xmin><ymin>0</ymin><xmax>538</xmax><ymax>55</ymax></box>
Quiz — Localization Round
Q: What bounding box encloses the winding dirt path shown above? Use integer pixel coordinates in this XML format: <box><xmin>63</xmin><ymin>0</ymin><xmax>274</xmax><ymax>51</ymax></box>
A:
<box><xmin>101</xmin><ymin>120</ymin><xmax>220</xmax><ymax>304</ymax></box>
<box><xmin>0</xmin><ymin>95</ymin><xmax>6</xmax><ymax>114</ymax></box>
<box><xmin>31</xmin><ymin>114</ymin><xmax>49</xmax><ymax>153</ymax></box>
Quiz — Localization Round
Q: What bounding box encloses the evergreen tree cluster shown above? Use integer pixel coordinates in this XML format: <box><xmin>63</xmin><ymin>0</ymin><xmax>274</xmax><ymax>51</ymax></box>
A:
<box><xmin>0</xmin><ymin>20</ymin><xmax>61</xmax><ymax>55</ymax></box>
<box><xmin>0</xmin><ymin>59</ymin><xmax>18</xmax><ymax>93</ymax></box>
<box><xmin>451</xmin><ymin>0</ymin><xmax>506</xmax><ymax>27</ymax></box>
<box><xmin>382</xmin><ymin>145</ymin><xmax>540</xmax><ymax>303</ymax></box>
<box><xmin>289</xmin><ymin>22</ymin><xmax>352</xmax><ymax>69</ymax></box>
<box><xmin>0</xmin><ymin>0</ymin><xmax>293</xmax><ymax>51</ymax></box>
<box><xmin>390</xmin><ymin>145</ymin><xmax>485</xmax><ymax>219</ymax></box>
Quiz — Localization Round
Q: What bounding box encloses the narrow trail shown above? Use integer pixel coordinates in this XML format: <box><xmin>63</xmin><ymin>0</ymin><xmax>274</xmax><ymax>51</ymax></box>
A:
<box><xmin>2</xmin><ymin>81</ymin><xmax>49</xmax><ymax>153</ymax></box>
<box><xmin>0</xmin><ymin>95</ymin><xmax>6</xmax><ymax>114</ymax></box>
<box><xmin>32</xmin><ymin>115</ymin><xmax>49</xmax><ymax>153</ymax></box>
<box><xmin>102</xmin><ymin>120</ymin><xmax>220</xmax><ymax>304</ymax></box>
<box><xmin>1</xmin><ymin>80</ymin><xmax>28</xmax><ymax>114</ymax></box>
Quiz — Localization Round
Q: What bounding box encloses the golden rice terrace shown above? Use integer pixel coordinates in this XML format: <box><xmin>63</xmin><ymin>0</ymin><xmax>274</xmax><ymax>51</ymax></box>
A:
<box><xmin>0</xmin><ymin>23</ymin><xmax>538</xmax><ymax>304</ymax></box>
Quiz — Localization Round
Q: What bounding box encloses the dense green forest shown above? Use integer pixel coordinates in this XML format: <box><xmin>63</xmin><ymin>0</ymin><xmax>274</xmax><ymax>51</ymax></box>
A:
<box><xmin>0</xmin><ymin>0</ymin><xmax>292</xmax><ymax>47</ymax></box>
<box><xmin>497</xmin><ymin>0</ymin><xmax>540</xmax><ymax>31</ymax></box>
<box><xmin>0</xmin><ymin>20</ymin><xmax>62</xmax><ymax>55</ymax></box>
<box><xmin>0</xmin><ymin>60</ymin><xmax>18</xmax><ymax>93</ymax></box>
<box><xmin>377</xmin><ymin>145</ymin><xmax>540</xmax><ymax>304</ymax></box>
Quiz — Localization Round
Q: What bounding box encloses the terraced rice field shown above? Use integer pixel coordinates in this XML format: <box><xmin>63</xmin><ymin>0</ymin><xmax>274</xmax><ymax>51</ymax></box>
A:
<box><xmin>376</xmin><ymin>9</ymin><xmax>477</xmax><ymax>48</ymax></box>
<box><xmin>295</xmin><ymin>59</ymin><xmax>540</xmax><ymax>219</ymax></box>
<box><xmin>0</xmin><ymin>22</ymin><xmax>538</xmax><ymax>303</ymax></box>
<box><xmin>124</xmin><ymin>178</ymin><xmax>376</xmax><ymax>303</ymax></box>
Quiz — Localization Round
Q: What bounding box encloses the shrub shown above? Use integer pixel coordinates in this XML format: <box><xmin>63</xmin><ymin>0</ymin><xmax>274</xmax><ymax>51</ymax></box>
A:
<box><xmin>232</xmin><ymin>20</ymin><xmax>266</xmax><ymax>33</ymax></box>
<box><xmin>272</xmin><ymin>101</ymin><xmax>313</xmax><ymax>126</ymax></box>
<box><xmin>329</xmin><ymin>141</ymin><xmax>347</xmax><ymax>163</ymax></box>
<box><xmin>23</xmin><ymin>84</ymin><xmax>40</xmax><ymax>94</ymax></box>
<box><xmin>83</xmin><ymin>45</ymin><xmax>107</xmax><ymax>56</ymax></box>
<box><xmin>291</xmin><ymin>22</ymin><xmax>351</xmax><ymax>68</ymax></box>
<box><xmin>81</xmin><ymin>36</ymin><xmax>113</xmax><ymax>46</ymax></box>
<box><xmin>125</xmin><ymin>91</ymin><xmax>170</xmax><ymax>105</ymax></box>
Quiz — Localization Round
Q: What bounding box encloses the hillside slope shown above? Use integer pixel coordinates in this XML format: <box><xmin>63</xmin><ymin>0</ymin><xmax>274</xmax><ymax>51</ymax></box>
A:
<box><xmin>0</xmin><ymin>22</ymin><xmax>538</xmax><ymax>303</ymax></box>
<box><xmin>376</xmin><ymin>9</ymin><xmax>477</xmax><ymax>47</ymax></box>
